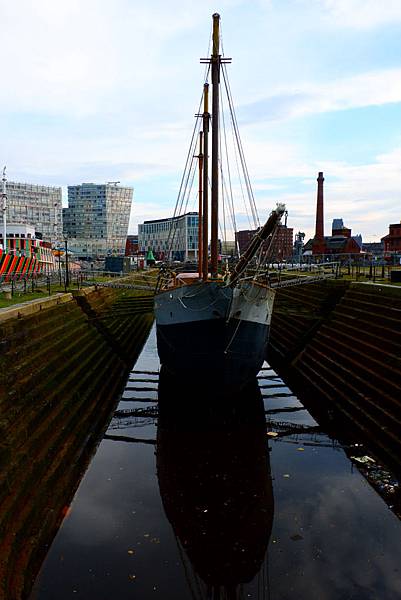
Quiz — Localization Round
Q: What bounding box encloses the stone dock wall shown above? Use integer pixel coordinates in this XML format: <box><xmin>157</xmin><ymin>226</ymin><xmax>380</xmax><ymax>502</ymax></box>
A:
<box><xmin>0</xmin><ymin>287</ymin><xmax>154</xmax><ymax>600</ymax></box>
<box><xmin>268</xmin><ymin>280</ymin><xmax>401</xmax><ymax>472</ymax></box>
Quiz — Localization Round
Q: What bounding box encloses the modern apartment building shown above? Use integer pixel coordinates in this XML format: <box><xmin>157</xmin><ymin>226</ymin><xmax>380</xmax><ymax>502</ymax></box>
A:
<box><xmin>5</xmin><ymin>181</ymin><xmax>62</xmax><ymax>243</ymax></box>
<box><xmin>138</xmin><ymin>212</ymin><xmax>199</xmax><ymax>262</ymax></box>
<box><xmin>63</xmin><ymin>183</ymin><xmax>133</xmax><ymax>259</ymax></box>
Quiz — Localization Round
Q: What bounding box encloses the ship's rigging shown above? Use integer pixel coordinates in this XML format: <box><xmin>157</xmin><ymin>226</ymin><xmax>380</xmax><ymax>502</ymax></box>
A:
<box><xmin>163</xmin><ymin>14</ymin><xmax>277</xmax><ymax>279</ymax></box>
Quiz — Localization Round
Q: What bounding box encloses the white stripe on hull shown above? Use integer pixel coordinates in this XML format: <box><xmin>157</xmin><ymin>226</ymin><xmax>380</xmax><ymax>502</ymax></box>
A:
<box><xmin>229</xmin><ymin>282</ymin><xmax>275</xmax><ymax>326</ymax></box>
<box><xmin>155</xmin><ymin>281</ymin><xmax>275</xmax><ymax>329</ymax></box>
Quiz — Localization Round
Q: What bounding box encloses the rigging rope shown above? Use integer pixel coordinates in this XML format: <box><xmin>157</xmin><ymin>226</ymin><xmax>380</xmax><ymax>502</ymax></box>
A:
<box><xmin>222</xmin><ymin>64</ymin><xmax>260</xmax><ymax>230</ymax></box>
<box><xmin>220</xmin><ymin>82</ymin><xmax>239</xmax><ymax>250</ymax></box>
<box><xmin>164</xmin><ymin>23</ymin><xmax>264</xmax><ymax>270</ymax></box>
<box><xmin>164</xmin><ymin>31</ymin><xmax>212</xmax><ymax>261</ymax></box>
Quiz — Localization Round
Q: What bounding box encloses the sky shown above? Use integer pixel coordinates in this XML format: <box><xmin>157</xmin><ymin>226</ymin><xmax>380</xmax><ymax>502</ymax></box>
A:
<box><xmin>1</xmin><ymin>0</ymin><xmax>401</xmax><ymax>243</ymax></box>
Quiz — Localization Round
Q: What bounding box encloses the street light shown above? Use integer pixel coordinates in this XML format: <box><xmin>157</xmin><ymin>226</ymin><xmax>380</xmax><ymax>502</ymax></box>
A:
<box><xmin>64</xmin><ymin>236</ymin><xmax>70</xmax><ymax>290</ymax></box>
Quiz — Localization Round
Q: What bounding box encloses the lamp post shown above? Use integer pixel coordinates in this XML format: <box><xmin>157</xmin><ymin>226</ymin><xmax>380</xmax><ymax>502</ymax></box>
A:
<box><xmin>1</xmin><ymin>166</ymin><xmax>7</xmax><ymax>254</ymax></box>
<box><xmin>64</xmin><ymin>236</ymin><xmax>70</xmax><ymax>290</ymax></box>
<box><xmin>56</xmin><ymin>249</ymin><xmax>62</xmax><ymax>285</ymax></box>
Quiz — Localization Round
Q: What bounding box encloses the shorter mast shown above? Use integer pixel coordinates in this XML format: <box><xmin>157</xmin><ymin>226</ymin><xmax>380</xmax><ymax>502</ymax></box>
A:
<box><xmin>202</xmin><ymin>83</ymin><xmax>210</xmax><ymax>281</ymax></box>
<box><xmin>197</xmin><ymin>132</ymin><xmax>203</xmax><ymax>277</ymax></box>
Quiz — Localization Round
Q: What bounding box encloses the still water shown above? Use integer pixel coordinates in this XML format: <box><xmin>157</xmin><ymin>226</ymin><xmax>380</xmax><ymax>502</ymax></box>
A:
<box><xmin>31</xmin><ymin>326</ymin><xmax>401</xmax><ymax>599</ymax></box>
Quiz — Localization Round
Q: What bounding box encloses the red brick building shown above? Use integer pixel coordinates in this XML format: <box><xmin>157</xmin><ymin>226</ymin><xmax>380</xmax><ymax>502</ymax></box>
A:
<box><xmin>382</xmin><ymin>222</ymin><xmax>401</xmax><ymax>258</ymax></box>
<box><xmin>125</xmin><ymin>234</ymin><xmax>139</xmax><ymax>256</ymax></box>
<box><xmin>235</xmin><ymin>224</ymin><xmax>293</xmax><ymax>260</ymax></box>
<box><xmin>270</xmin><ymin>224</ymin><xmax>293</xmax><ymax>260</ymax></box>
<box><xmin>235</xmin><ymin>229</ymin><xmax>255</xmax><ymax>254</ymax></box>
<box><xmin>305</xmin><ymin>220</ymin><xmax>361</xmax><ymax>257</ymax></box>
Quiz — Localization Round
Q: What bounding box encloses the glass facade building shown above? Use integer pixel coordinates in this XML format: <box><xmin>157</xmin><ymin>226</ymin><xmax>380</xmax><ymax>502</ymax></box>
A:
<box><xmin>5</xmin><ymin>181</ymin><xmax>62</xmax><ymax>243</ymax></box>
<box><xmin>63</xmin><ymin>183</ymin><xmax>133</xmax><ymax>259</ymax></box>
<box><xmin>138</xmin><ymin>212</ymin><xmax>199</xmax><ymax>262</ymax></box>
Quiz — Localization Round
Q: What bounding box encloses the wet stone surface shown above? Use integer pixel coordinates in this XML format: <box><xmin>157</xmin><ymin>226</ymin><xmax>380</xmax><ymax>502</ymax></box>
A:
<box><xmin>30</xmin><ymin>326</ymin><xmax>401</xmax><ymax>599</ymax></box>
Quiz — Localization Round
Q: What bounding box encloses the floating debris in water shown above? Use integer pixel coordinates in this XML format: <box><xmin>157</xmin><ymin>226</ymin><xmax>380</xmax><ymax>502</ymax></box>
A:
<box><xmin>351</xmin><ymin>455</ymin><xmax>375</xmax><ymax>464</ymax></box>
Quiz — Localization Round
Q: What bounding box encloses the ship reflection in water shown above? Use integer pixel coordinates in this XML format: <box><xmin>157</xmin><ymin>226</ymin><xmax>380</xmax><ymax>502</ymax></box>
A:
<box><xmin>30</xmin><ymin>326</ymin><xmax>401</xmax><ymax>600</ymax></box>
<box><xmin>157</xmin><ymin>369</ymin><xmax>273</xmax><ymax>598</ymax></box>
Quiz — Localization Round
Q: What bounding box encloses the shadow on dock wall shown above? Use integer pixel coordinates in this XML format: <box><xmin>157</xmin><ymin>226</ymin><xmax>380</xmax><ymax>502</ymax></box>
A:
<box><xmin>0</xmin><ymin>288</ymin><xmax>154</xmax><ymax>600</ymax></box>
<box><xmin>268</xmin><ymin>280</ymin><xmax>401</xmax><ymax>476</ymax></box>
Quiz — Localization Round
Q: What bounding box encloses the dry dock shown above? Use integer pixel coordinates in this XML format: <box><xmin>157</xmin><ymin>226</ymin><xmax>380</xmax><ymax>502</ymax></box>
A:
<box><xmin>0</xmin><ymin>287</ymin><xmax>153</xmax><ymax>599</ymax></box>
<box><xmin>268</xmin><ymin>280</ymin><xmax>401</xmax><ymax>472</ymax></box>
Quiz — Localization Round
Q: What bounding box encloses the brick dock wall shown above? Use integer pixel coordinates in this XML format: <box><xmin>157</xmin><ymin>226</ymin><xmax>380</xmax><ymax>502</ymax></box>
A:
<box><xmin>0</xmin><ymin>287</ymin><xmax>154</xmax><ymax>599</ymax></box>
<box><xmin>268</xmin><ymin>280</ymin><xmax>401</xmax><ymax>472</ymax></box>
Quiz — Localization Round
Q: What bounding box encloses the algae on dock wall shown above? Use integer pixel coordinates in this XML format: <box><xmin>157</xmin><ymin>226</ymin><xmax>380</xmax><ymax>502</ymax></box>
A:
<box><xmin>0</xmin><ymin>287</ymin><xmax>154</xmax><ymax>600</ymax></box>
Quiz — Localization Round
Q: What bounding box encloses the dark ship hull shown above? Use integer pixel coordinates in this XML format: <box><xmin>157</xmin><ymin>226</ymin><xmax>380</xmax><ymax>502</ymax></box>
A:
<box><xmin>155</xmin><ymin>280</ymin><xmax>275</xmax><ymax>386</ymax></box>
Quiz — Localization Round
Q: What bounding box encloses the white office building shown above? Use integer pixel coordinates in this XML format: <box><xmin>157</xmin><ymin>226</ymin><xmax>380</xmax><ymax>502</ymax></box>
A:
<box><xmin>138</xmin><ymin>212</ymin><xmax>199</xmax><ymax>262</ymax></box>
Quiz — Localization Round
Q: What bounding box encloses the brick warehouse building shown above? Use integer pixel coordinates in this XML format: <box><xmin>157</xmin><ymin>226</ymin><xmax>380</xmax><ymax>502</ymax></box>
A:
<box><xmin>125</xmin><ymin>234</ymin><xmax>139</xmax><ymax>256</ymax></box>
<box><xmin>235</xmin><ymin>224</ymin><xmax>293</xmax><ymax>261</ymax></box>
<box><xmin>382</xmin><ymin>221</ymin><xmax>401</xmax><ymax>261</ymax></box>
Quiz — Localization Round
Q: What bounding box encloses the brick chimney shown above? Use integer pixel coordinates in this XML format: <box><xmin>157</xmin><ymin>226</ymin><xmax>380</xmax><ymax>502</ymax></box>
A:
<box><xmin>312</xmin><ymin>171</ymin><xmax>326</xmax><ymax>255</ymax></box>
<box><xmin>315</xmin><ymin>171</ymin><xmax>324</xmax><ymax>240</ymax></box>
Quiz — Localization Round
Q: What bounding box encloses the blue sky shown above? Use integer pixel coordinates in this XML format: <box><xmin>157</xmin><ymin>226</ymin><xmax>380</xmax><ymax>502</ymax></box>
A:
<box><xmin>1</xmin><ymin>0</ymin><xmax>401</xmax><ymax>242</ymax></box>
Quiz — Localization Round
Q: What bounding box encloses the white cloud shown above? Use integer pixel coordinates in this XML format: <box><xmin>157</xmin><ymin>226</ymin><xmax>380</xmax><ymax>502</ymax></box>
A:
<box><xmin>1</xmin><ymin>0</ymin><xmax>401</xmax><ymax>246</ymax></box>
<box><xmin>240</xmin><ymin>67</ymin><xmax>401</xmax><ymax>125</ymax></box>
<box><xmin>0</xmin><ymin>0</ymin><xmax>241</xmax><ymax>117</ymax></box>
<box><xmin>270</xmin><ymin>148</ymin><xmax>401</xmax><ymax>242</ymax></box>
<box><xmin>230</xmin><ymin>128</ymin><xmax>401</xmax><ymax>242</ymax></box>
<box><xmin>315</xmin><ymin>0</ymin><xmax>401</xmax><ymax>29</ymax></box>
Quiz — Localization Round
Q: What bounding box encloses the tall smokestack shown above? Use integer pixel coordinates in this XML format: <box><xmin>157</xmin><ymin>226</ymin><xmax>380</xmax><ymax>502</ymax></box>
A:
<box><xmin>315</xmin><ymin>171</ymin><xmax>324</xmax><ymax>240</ymax></box>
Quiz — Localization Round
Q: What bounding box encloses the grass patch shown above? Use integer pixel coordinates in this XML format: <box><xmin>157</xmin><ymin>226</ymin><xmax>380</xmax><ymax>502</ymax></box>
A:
<box><xmin>0</xmin><ymin>272</ymin><xmax>158</xmax><ymax>309</ymax></box>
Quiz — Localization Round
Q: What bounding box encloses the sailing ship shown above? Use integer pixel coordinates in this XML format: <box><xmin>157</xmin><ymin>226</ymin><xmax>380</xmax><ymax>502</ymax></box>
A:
<box><xmin>154</xmin><ymin>14</ymin><xmax>285</xmax><ymax>385</ymax></box>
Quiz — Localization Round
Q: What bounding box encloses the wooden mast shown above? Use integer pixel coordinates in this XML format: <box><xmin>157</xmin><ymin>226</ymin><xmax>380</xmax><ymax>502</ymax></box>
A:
<box><xmin>210</xmin><ymin>13</ymin><xmax>220</xmax><ymax>279</ymax></box>
<box><xmin>197</xmin><ymin>131</ymin><xmax>203</xmax><ymax>277</ymax></box>
<box><xmin>202</xmin><ymin>83</ymin><xmax>209</xmax><ymax>281</ymax></box>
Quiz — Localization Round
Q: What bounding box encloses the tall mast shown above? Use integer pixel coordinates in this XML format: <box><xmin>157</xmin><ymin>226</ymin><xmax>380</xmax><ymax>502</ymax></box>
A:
<box><xmin>202</xmin><ymin>83</ymin><xmax>209</xmax><ymax>281</ymax></box>
<box><xmin>1</xmin><ymin>167</ymin><xmax>7</xmax><ymax>254</ymax></box>
<box><xmin>210</xmin><ymin>13</ymin><xmax>220</xmax><ymax>278</ymax></box>
<box><xmin>197</xmin><ymin>131</ymin><xmax>203</xmax><ymax>277</ymax></box>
